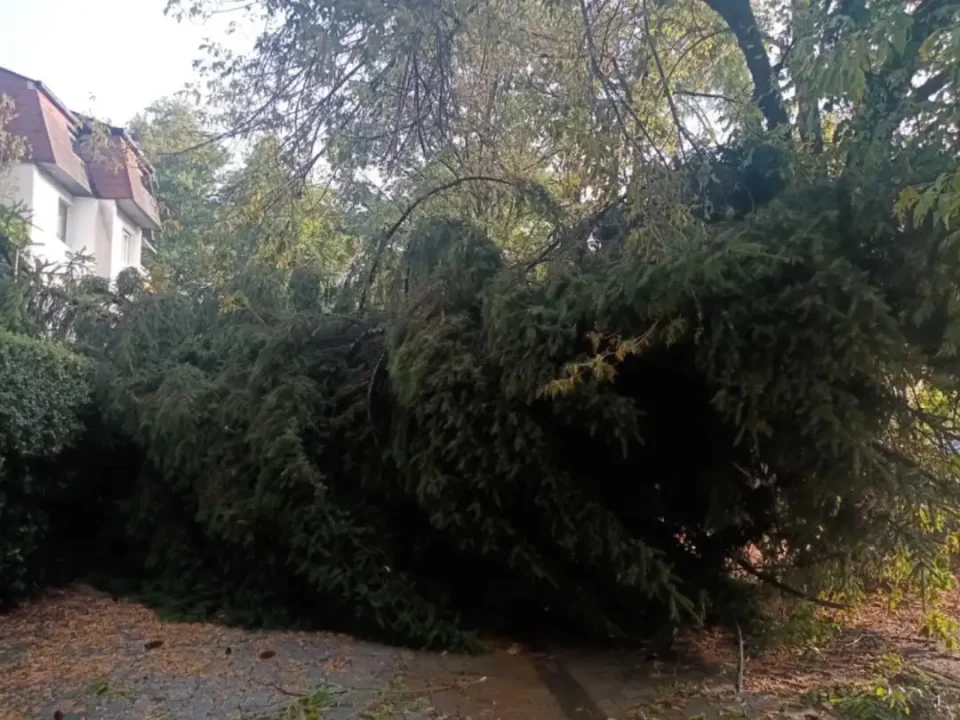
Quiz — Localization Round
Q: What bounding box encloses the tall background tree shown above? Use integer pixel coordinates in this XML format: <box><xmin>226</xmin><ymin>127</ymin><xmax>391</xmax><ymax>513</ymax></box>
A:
<box><xmin>129</xmin><ymin>99</ymin><xmax>230</xmax><ymax>286</ymax></box>
<box><xmin>165</xmin><ymin>0</ymin><xmax>960</xmax><ymax>303</ymax></box>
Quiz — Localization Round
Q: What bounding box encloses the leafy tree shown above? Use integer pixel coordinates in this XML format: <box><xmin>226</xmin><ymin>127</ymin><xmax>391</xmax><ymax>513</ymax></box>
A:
<box><xmin>0</xmin><ymin>99</ymin><xmax>107</xmax><ymax>606</ymax></box>
<box><xmin>131</xmin><ymin>102</ymin><xmax>358</xmax><ymax>288</ymax></box>
<box><xmin>0</xmin><ymin>331</ymin><xmax>94</xmax><ymax>607</ymax></box>
<box><xmin>129</xmin><ymin>99</ymin><xmax>231</xmax><ymax>286</ymax></box>
<box><xmin>0</xmin><ymin>92</ymin><xmax>30</xmax><ymax>287</ymax></box>
<box><xmin>216</xmin><ymin>136</ymin><xmax>357</xmax><ymax>275</ymax></box>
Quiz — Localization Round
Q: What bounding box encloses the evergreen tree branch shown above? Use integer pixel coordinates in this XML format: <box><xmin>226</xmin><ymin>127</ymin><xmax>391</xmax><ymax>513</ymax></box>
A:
<box><xmin>737</xmin><ymin>558</ymin><xmax>852</xmax><ymax>609</ymax></box>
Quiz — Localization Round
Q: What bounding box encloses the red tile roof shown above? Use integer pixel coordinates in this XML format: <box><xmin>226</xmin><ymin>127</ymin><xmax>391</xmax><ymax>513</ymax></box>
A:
<box><xmin>0</xmin><ymin>65</ymin><xmax>159</xmax><ymax>227</ymax></box>
<box><xmin>0</xmin><ymin>69</ymin><xmax>56</xmax><ymax>166</ymax></box>
<box><xmin>36</xmin><ymin>89</ymin><xmax>91</xmax><ymax>192</ymax></box>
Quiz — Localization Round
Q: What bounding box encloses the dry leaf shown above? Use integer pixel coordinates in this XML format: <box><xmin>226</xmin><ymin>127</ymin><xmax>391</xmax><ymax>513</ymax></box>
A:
<box><xmin>322</xmin><ymin>657</ymin><xmax>350</xmax><ymax>673</ymax></box>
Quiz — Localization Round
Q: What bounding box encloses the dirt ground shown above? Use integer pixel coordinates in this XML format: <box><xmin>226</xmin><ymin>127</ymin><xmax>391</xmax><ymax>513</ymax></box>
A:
<box><xmin>1</xmin><ymin>584</ymin><xmax>958</xmax><ymax>720</ymax></box>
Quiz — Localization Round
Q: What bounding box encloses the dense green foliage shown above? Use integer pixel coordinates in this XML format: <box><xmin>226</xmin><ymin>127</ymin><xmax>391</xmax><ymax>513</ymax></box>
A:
<box><xmin>1</xmin><ymin>0</ymin><xmax>959</xmax><ymax>648</ymax></box>
<box><xmin>129</xmin><ymin>103</ymin><xmax>356</xmax><ymax>287</ymax></box>
<box><xmin>128</xmin><ymin>99</ymin><xmax>230</xmax><ymax>286</ymax></box>
<box><xmin>0</xmin><ymin>330</ymin><xmax>93</xmax><ymax>607</ymax></box>
<box><xmin>81</xmin><ymin>168</ymin><xmax>960</xmax><ymax>644</ymax></box>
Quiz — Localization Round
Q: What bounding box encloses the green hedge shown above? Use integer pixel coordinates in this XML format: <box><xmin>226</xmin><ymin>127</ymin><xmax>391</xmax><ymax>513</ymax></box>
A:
<box><xmin>0</xmin><ymin>330</ymin><xmax>93</xmax><ymax>607</ymax></box>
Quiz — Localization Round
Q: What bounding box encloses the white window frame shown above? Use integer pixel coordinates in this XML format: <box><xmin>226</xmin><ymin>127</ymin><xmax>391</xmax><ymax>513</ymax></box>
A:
<box><xmin>57</xmin><ymin>199</ymin><xmax>69</xmax><ymax>243</ymax></box>
<box><xmin>122</xmin><ymin>228</ymin><xmax>134</xmax><ymax>265</ymax></box>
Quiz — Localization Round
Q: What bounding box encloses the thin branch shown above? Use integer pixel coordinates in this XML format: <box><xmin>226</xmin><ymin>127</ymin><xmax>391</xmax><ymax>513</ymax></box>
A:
<box><xmin>675</xmin><ymin>88</ymin><xmax>737</xmax><ymax>103</ymax></box>
<box><xmin>358</xmin><ymin>175</ymin><xmax>516</xmax><ymax>311</ymax></box>
<box><xmin>737</xmin><ymin>558</ymin><xmax>852</xmax><ymax>609</ymax></box>
<box><xmin>912</xmin><ymin>71</ymin><xmax>951</xmax><ymax>102</ymax></box>
<box><xmin>155</xmin><ymin>61</ymin><xmax>316</xmax><ymax>158</ymax></box>
<box><xmin>383</xmin><ymin>176</ymin><xmax>515</xmax><ymax>248</ymax></box>
<box><xmin>642</xmin><ymin>0</ymin><xmax>692</xmax><ymax>155</ymax></box>
<box><xmin>385</xmin><ymin>54</ymin><xmax>413</xmax><ymax>168</ymax></box>
<box><xmin>263</xmin><ymin>681</ymin><xmax>307</xmax><ymax>698</ymax></box>
<box><xmin>158</xmin><ymin>60</ymin><xmax>367</xmax><ymax>162</ymax></box>
<box><xmin>367</xmin><ymin>351</ymin><xmax>387</xmax><ymax>446</ymax></box>
<box><xmin>578</xmin><ymin>0</ymin><xmax>669</xmax><ymax>165</ymax></box>
<box><xmin>684</xmin><ymin>97</ymin><xmax>723</xmax><ymax>144</ymax></box>
<box><xmin>735</xmin><ymin>622</ymin><xmax>745</xmax><ymax>695</ymax></box>
<box><xmin>771</xmin><ymin>37</ymin><xmax>796</xmax><ymax>76</ymax></box>
<box><xmin>524</xmin><ymin>193</ymin><xmax>627</xmax><ymax>271</ymax></box>
<box><xmin>666</xmin><ymin>29</ymin><xmax>729</xmax><ymax>83</ymax></box>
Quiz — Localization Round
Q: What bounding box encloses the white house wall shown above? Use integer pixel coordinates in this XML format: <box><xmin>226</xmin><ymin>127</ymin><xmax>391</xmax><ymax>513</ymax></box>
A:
<box><xmin>0</xmin><ymin>163</ymin><xmax>70</xmax><ymax>266</ymax></box>
<box><xmin>67</xmin><ymin>197</ymin><xmax>98</xmax><ymax>264</ymax></box>
<box><xmin>110</xmin><ymin>211</ymin><xmax>142</xmax><ymax>279</ymax></box>
<box><xmin>0</xmin><ymin>162</ymin><xmax>146</xmax><ymax>279</ymax></box>
<box><xmin>0</xmin><ymin>162</ymin><xmax>34</xmax><ymax>214</ymax></box>
<box><xmin>0</xmin><ymin>163</ymin><xmax>149</xmax><ymax>280</ymax></box>
<box><xmin>126</xmin><ymin>216</ymin><xmax>143</xmax><ymax>269</ymax></box>
<box><xmin>94</xmin><ymin>200</ymin><xmax>115</xmax><ymax>279</ymax></box>
<box><xmin>28</xmin><ymin>166</ymin><xmax>73</xmax><ymax>266</ymax></box>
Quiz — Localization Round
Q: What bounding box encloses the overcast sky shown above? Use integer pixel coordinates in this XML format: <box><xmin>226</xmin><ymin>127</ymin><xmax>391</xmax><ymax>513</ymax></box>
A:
<box><xmin>0</xmin><ymin>0</ymin><xmax>251</xmax><ymax>125</ymax></box>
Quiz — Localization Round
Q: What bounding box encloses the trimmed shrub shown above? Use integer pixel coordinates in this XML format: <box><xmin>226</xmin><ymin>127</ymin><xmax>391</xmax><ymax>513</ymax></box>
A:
<box><xmin>0</xmin><ymin>330</ymin><xmax>93</xmax><ymax>607</ymax></box>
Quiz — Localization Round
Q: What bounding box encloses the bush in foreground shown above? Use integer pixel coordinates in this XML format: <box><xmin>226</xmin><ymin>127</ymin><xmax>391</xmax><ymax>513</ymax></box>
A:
<box><xmin>0</xmin><ymin>330</ymin><xmax>93</xmax><ymax>607</ymax></box>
